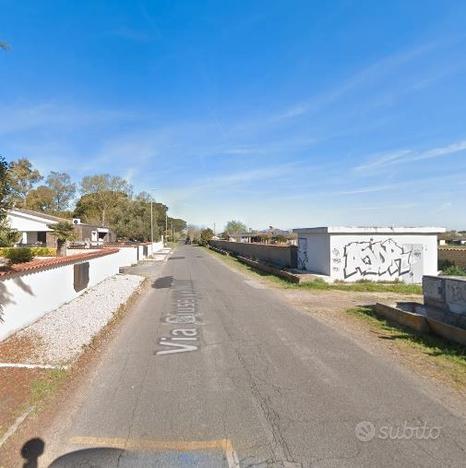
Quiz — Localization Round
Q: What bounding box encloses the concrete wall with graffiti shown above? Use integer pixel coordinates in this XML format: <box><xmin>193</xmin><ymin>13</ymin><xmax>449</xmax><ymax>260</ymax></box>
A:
<box><xmin>297</xmin><ymin>234</ymin><xmax>330</xmax><ymax>275</ymax></box>
<box><xmin>294</xmin><ymin>227</ymin><xmax>443</xmax><ymax>283</ymax></box>
<box><xmin>330</xmin><ymin>235</ymin><xmax>437</xmax><ymax>283</ymax></box>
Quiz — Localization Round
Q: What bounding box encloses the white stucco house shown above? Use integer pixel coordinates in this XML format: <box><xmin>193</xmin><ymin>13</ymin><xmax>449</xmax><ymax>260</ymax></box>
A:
<box><xmin>6</xmin><ymin>208</ymin><xmax>64</xmax><ymax>247</ymax></box>
<box><xmin>6</xmin><ymin>208</ymin><xmax>116</xmax><ymax>247</ymax></box>
<box><xmin>293</xmin><ymin>226</ymin><xmax>446</xmax><ymax>284</ymax></box>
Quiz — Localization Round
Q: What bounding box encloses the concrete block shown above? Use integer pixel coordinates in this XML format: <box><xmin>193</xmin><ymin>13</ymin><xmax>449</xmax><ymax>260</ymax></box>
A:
<box><xmin>423</xmin><ymin>275</ymin><xmax>445</xmax><ymax>309</ymax></box>
<box><xmin>375</xmin><ymin>303</ymin><xmax>430</xmax><ymax>333</ymax></box>
<box><xmin>426</xmin><ymin>318</ymin><xmax>466</xmax><ymax>346</ymax></box>
<box><xmin>445</xmin><ymin>277</ymin><xmax>466</xmax><ymax>314</ymax></box>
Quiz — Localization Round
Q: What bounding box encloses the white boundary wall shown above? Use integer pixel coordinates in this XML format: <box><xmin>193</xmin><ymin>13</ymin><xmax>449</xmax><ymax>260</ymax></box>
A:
<box><xmin>69</xmin><ymin>242</ymin><xmax>165</xmax><ymax>268</ymax></box>
<box><xmin>294</xmin><ymin>227</ymin><xmax>445</xmax><ymax>283</ymax></box>
<box><xmin>0</xmin><ymin>252</ymin><xmax>120</xmax><ymax>341</ymax></box>
<box><xmin>0</xmin><ymin>242</ymin><xmax>166</xmax><ymax>341</ymax></box>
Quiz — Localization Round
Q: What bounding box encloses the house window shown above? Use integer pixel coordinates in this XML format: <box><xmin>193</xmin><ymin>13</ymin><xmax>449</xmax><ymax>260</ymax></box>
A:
<box><xmin>37</xmin><ymin>232</ymin><xmax>47</xmax><ymax>244</ymax></box>
<box><xmin>74</xmin><ymin>262</ymin><xmax>90</xmax><ymax>292</ymax></box>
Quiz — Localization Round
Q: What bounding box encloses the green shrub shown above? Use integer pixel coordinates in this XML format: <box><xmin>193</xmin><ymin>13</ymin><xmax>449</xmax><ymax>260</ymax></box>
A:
<box><xmin>0</xmin><ymin>246</ymin><xmax>56</xmax><ymax>257</ymax></box>
<box><xmin>442</xmin><ymin>265</ymin><xmax>466</xmax><ymax>276</ymax></box>
<box><xmin>30</xmin><ymin>247</ymin><xmax>56</xmax><ymax>256</ymax></box>
<box><xmin>439</xmin><ymin>259</ymin><xmax>455</xmax><ymax>270</ymax></box>
<box><xmin>3</xmin><ymin>247</ymin><xmax>34</xmax><ymax>264</ymax></box>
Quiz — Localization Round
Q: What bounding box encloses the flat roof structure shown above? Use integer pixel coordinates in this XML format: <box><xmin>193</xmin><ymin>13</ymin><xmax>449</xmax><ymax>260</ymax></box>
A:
<box><xmin>293</xmin><ymin>226</ymin><xmax>446</xmax><ymax>235</ymax></box>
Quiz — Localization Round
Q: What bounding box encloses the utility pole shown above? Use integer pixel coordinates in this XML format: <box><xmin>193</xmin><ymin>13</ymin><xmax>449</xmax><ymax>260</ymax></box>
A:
<box><xmin>150</xmin><ymin>200</ymin><xmax>154</xmax><ymax>244</ymax></box>
<box><xmin>214</xmin><ymin>222</ymin><xmax>216</xmax><ymax>235</ymax></box>
<box><xmin>149</xmin><ymin>188</ymin><xmax>157</xmax><ymax>244</ymax></box>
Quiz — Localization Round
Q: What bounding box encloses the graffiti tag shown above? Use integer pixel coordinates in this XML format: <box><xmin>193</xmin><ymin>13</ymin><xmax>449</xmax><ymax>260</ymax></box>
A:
<box><xmin>344</xmin><ymin>239</ymin><xmax>413</xmax><ymax>279</ymax></box>
<box><xmin>298</xmin><ymin>238</ymin><xmax>309</xmax><ymax>270</ymax></box>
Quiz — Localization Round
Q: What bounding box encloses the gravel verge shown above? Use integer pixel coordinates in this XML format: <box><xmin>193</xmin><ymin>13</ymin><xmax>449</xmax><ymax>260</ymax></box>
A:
<box><xmin>16</xmin><ymin>274</ymin><xmax>145</xmax><ymax>365</ymax></box>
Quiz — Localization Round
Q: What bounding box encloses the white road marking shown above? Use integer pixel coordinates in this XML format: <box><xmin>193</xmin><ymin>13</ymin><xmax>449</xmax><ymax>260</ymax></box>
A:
<box><xmin>0</xmin><ymin>406</ymin><xmax>34</xmax><ymax>448</ymax></box>
<box><xmin>222</xmin><ymin>439</ymin><xmax>241</xmax><ymax>468</ymax></box>
<box><xmin>244</xmin><ymin>279</ymin><xmax>267</xmax><ymax>289</ymax></box>
<box><xmin>0</xmin><ymin>362</ymin><xmax>68</xmax><ymax>370</ymax></box>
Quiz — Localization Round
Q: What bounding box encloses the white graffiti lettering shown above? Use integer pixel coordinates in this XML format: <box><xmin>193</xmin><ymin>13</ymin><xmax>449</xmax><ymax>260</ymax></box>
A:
<box><xmin>156</xmin><ymin>281</ymin><xmax>201</xmax><ymax>356</ymax></box>
<box><xmin>344</xmin><ymin>239</ymin><xmax>413</xmax><ymax>279</ymax></box>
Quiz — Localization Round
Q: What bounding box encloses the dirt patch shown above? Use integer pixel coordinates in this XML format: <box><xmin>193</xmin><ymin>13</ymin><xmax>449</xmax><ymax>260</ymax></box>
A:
<box><xmin>0</xmin><ymin>368</ymin><xmax>45</xmax><ymax>437</ymax></box>
<box><xmin>0</xmin><ymin>333</ymin><xmax>44</xmax><ymax>364</ymax></box>
<box><xmin>279</xmin><ymin>287</ymin><xmax>420</xmax><ymax>323</ymax></box>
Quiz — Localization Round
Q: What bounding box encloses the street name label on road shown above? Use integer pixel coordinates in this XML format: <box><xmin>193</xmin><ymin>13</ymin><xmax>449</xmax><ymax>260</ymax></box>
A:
<box><xmin>155</xmin><ymin>280</ymin><xmax>201</xmax><ymax>355</ymax></box>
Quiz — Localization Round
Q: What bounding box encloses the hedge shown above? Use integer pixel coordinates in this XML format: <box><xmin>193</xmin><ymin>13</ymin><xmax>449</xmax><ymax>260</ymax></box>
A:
<box><xmin>0</xmin><ymin>247</ymin><xmax>56</xmax><ymax>257</ymax></box>
<box><xmin>3</xmin><ymin>247</ymin><xmax>34</xmax><ymax>264</ymax></box>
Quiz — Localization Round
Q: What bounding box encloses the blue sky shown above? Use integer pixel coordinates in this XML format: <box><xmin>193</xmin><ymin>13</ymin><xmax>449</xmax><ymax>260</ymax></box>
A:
<box><xmin>1</xmin><ymin>1</ymin><xmax>466</xmax><ymax>230</ymax></box>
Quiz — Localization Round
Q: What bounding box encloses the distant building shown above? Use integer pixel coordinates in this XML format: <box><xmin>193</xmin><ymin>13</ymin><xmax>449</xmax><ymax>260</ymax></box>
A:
<box><xmin>228</xmin><ymin>226</ymin><xmax>297</xmax><ymax>245</ymax></box>
<box><xmin>451</xmin><ymin>239</ymin><xmax>466</xmax><ymax>246</ymax></box>
<box><xmin>227</xmin><ymin>232</ymin><xmax>252</xmax><ymax>243</ymax></box>
<box><xmin>71</xmin><ymin>218</ymin><xmax>116</xmax><ymax>245</ymax></box>
<box><xmin>7</xmin><ymin>208</ymin><xmax>116</xmax><ymax>247</ymax></box>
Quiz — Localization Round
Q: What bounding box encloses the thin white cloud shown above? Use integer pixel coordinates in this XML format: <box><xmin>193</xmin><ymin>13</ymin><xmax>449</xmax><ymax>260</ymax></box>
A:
<box><xmin>0</xmin><ymin>102</ymin><xmax>135</xmax><ymax>135</ymax></box>
<box><xmin>355</xmin><ymin>140</ymin><xmax>466</xmax><ymax>172</ymax></box>
<box><xmin>160</xmin><ymin>162</ymin><xmax>301</xmax><ymax>203</ymax></box>
<box><xmin>272</xmin><ymin>40</ymin><xmax>440</xmax><ymax>122</ymax></box>
<box><xmin>335</xmin><ymin>185</ymin><xmax>396</xmax><ymax>195</ymax></box>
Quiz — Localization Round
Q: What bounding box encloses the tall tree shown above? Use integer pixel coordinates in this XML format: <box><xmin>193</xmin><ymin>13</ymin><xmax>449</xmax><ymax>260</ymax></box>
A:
<box><xmin>0</xmin><ymin>156</ymin><xmax>10</xmax><ymax>218</ymax></box>
<box><xmin>187</xmin><ymin>225</ymin><xmax>201</xmax><ymax>243</ymax></box>
<box><xmin>80</xmin><ymin>174</ymin><xmax>132</xmax><ymax>225</ymax></box>
<box><xmin>25</xmin><ymin>186</ymin><xmax>56</xmax><ymax>213</ymax></box>
<box><xmin>224</xmin><ymin>220</ymin><xmax>248</xmax><ymax>235</ymax></box>
<box><xmin>46</xmin><ymin>171</ymin><xmax>76</xmax><ymax>211</ymax></box>
<box><xmin>199</xmin><ymin>228</ymin><xmax>214</xmax><ymax>245</ymax></box>
<box><xmin>0</xmin><ymin>155</ymin><xmax>20</xmax><ymax>246</ymax></box>
<box><xmin>7</xmin><ymin>158</ymin><xmax>42</xmax><ymax>207</ymax></box>
<box><xmin>169</xmin><ymin>217</ymin><xmax>187</xmax><ymax>233</ymax></box>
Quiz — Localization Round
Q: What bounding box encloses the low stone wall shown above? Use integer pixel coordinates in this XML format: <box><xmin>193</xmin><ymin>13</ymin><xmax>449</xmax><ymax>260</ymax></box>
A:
<box><xmin>375</xmin><ymin>303</ymin><xmax>429</xmax><ymax>333</ymax></box>
<box><xmin>209</xmin><ymin>240</ymin><xmax>297</xmax><ymax>268</ymax></box>
<box><xmin>438</xmin><ymin>247</ymin><xmax>466</xmax><ymax>268</ymax></box>
<box><xmin>423</xmin><ymin>275</ymin><xmax>466</xmax><ymax>329</ymax></box>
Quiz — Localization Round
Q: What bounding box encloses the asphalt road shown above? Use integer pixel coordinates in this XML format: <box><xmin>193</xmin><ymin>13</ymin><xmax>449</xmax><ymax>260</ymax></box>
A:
<box><xmin>39</xmin><ymin>245</ymin><xmax>465</xmax><ymax>467</ymax></box>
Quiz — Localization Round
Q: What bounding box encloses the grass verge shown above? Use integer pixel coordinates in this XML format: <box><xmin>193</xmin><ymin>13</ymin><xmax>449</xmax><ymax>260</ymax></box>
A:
<box><xmin>30</xmin><ymin>369</ymin><xmax>68</xmax><ymax>407</ymax></box>
<box><xmin>205</xmin><ymin>247</ymin><xmax>422</xmax><ymax>294</ymax></box>
<box><xmin>347</xmin><ymin>306</ymin><xmax>466</xmax><ymax>388</ymax></box>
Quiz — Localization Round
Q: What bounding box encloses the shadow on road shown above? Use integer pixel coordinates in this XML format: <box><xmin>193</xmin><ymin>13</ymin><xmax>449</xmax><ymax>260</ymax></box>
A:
<box><xmin>152</xmin><ymin>276</ymin><xmax>174</xmax><ymax>289</ymax></box>
<box><xmin>21</xmin><ymin>438</ymin><xmax>44</xmax><ymax>468</ymax></box>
